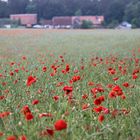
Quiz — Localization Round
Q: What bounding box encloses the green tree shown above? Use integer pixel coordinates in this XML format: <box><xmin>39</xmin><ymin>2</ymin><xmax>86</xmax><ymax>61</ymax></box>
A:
<box><xmin>124</xmin><ymin>1</ymin><xmax>140</xmax><ymax>27</ymax></box>
<box><xmin>75</xmin><ymin>9</ymin><xmax>82</xmax><ymax>16</ymax></box>
<box><xmin>105</xmin><ymin>1</ymin><xmax>125</xmax><ymax>24</ymax></box>
<box><xmin>8</xmin><ymin>0</ymin><xmax>30</xmax><ymax>14</ymax></box>
<box><xmin>0</xmin><ymin>1</ymin><xmax>8</xmax><ymax>18</ymax></box>
<box><xmin>26</xmin><ymin>3</ymin><xmax>37</xmax><ymax>13</ymax></box>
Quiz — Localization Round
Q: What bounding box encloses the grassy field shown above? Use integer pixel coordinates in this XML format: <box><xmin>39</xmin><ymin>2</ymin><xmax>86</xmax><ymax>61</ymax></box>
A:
<box><xmin>0</xmin><ymin>29</ymin><xmax>140</xmax><ymax>60</ymax></box>
<box><xmin>0</xmin><ymin>29</ymin><xmax>140</xmax><ymax>140</ymax></box>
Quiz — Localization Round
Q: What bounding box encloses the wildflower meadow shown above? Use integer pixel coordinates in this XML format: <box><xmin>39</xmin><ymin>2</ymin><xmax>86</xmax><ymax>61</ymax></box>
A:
<box><xmin>0</xmin><ymin>29</ymin><xmax>140</xmax><ymax>140</ymax></box>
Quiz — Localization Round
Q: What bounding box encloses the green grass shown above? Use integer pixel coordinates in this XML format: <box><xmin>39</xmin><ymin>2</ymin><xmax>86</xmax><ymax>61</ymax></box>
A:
<box><xmin>0</xmin><ymin>29</ymin><xmax>140</xmax><ymax>140</ymax></box>
<box><xmin>0</xmin><ymin>29</ymin><xmax>140</xmax><ymax>59</ymax></box>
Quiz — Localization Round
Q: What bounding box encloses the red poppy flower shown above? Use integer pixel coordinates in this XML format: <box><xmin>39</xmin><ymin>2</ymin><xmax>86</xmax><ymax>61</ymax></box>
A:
<box><xmin>32</xmin><ymin>99</ymin><xmax>39</xmax><ymax>105</ymax></box>
<box><xmin>82</xmin><ymin>104</ymin><xmax>89</xmax><ymax>110</ymax></box>
<box><xmin>50</xmin><ymin>72</ymin><xmax>55</xmax><ymax>77</ymax></box>
<box><xmin>121</xmin><ymin>95</ymin><xmax>126</xmax><ymax>100</ymax></box>
<box><xmin>39</xmin><ymin>113</ymin><xmax>53</xmax><ymax>118</ymax></box>
<box><xmin>81</xmin><ymin>66</ymin><xmax>84</xmax><ymax>70</ymax></box>
<box><xmin>94</xmin><ymin>95</ymin><xmax>105</xmax><ymax>106</ymax></box>
<box><xmin>91</xmin><ymin>88</ymin><xmax>98</xmax><ymax>95</ymax></box>
<box><xmin>26</xmin><ymin>75</ymin><xmax>36</xmax><ymax>86</ymax></box>
<box><xmin>107</xmin><ymin>84</ymin><xmax>114</xmax><ymax>88</ymax></box>
<box><xmin>63</xmin><ymin>86</ymin><xmax>73</xmax><ymax>95</ymax></box>
<box><xmin>74</xmin><ymin>69</ymin><xmax>79</xmax><ymax>73</ymax></box>
<box><xmin>62</xmin><ymin>69</ymin><xmax>66</xmax><ymax>74</ymax></box>
<box><xmin>93</xmin><ymin>106</ymin><xmax>103</xmax><ymax>113</ymax></box>
<box><xmin>93</xmin><ymin>106</ymin><xmax>109</xmax><ymax>114</ymax></box>
<box><xmin>42</xmin><ymin>66</ymin><xmax>47</xmax><ymax>72</ymax></box>
<box><xmin>132</xmin><ymin>74</ymin><xmax>138</xmax><ymax>79</ymax></box>
<box><xmin>40</xmin><ymin>128</ymin><xmax>54</xmax><ymax>137</ymax></box>
<box><xmin>98</xmin><ymin>114</ymin><xmax>105</xmax><ymax>123</ymax></box>
<box><xmin>108</xmin><ymin>91</ymin><xmax>116</xmax><ymax>98</ymax></box>
<box><xmin>14</xmin><ymin>69</ymin><xmax>19</xmax><ymax>73</ymax></box>
<box><xmin>122</xmin><ymin>82</ymin><xmax>129</xmax><ymax>87</ymax></box>
<box><xmin>54</xmin><ymin>120</ymin><xmax>67</xmax><ymax>131</ymax></box>
<box><xmin>65</xmin><ymin>64</ymin><xmax>70</xmax><ymax>72</ymax></box>
<box><xmin>0</xmin><ymin>132</ymin><xmax>4</xmax><ymax>136</ymax></box>
<box><xmin>22</xmin><ymin>56</ymin><xmax>27</xmax><ymax>60</ymax></box>
<box><xmin>82</xmin><ymin>94</ymin><xmax>88</xmax><ymax>99</ymax></box>
<box><xmin>6</xmin><ymin>136</ymin><xmax>16</xmax><ymax>140</ymax></box>
<box><xmin>18</xmin><ymin>135</ymin><xmax>27</xmax><ymax>140</ymax></box>
<box><xmin>102</xmin><ymin>107</ymin><xmax>110</xmax><ymax>114</ymax></box>
<box><xmin>0</xmin><ymin>73</ymin><xmax>3</xmax><ymax>77</ymax></box>
<box><xmin>0</xmin><ymin>112</ymin><xmax>11</xmax><ymax>118</ymax></box>
<box><xmin>88</xmin><ymin>82</ymin><xmax>94</xmax><ymax>86</ymax></box>
<box><xmin>94</xmin><ymin>98</ymin><xmax>102</xmax><ymax>106</ymax></box>
<box><xmin>112</xmin><ymin>85</ymin><xmax>123</xmax><ymax>96</ymax></box>
<box><xmin>25</xmin><ymin>112</ymin><xmax>34</xmax><ymax>121</ymax></box>
<box><xmin>121</xmin><ymin>108</ymin><xmax>130</xmax><ymax>115</ymax></box>
<box><xmin>113</xmin><ymin>77</ymin><xmax>119</xmax><ymax>81</ymax></box>
<box><xmin>99</xmin><ymin>96</ymin><xmax>105</xmax><ymax>102</ymax></box>
<box><xmin>112</xmin><ymin>85</ymin><xmax>122</xmax><ymax>92</ymax></box>
<box><xmin>53</xmin><ymin>96</ymin><xmax>59</xmax><ymax>101</ymax></box>
<box><xmin>71</xmin><ymin>75</ymin><xmax>81</xmax><ymax>82</ymax></box>
<box><xmin>133</xmin><ymin>69</ymin><xmax>139</xmax><ymax>75</ymax></box>
<box><xmin>21</xmin><ymin>105</ymin><xmax>31</xmax><ymax>115</ymax></box>
<box><xmin>111</xmin><ymin>109</ymin><xmax>118</xmax><ymax>118</ymax></box>
<box><xmin>59</xmin><ymin>55</ymin><xmax>63</xmax><ymax>58</ymax></box>
<box><xmin>2</xmin><ymin>82</ymin><xmax>7</xmax><ymax>86</ymax></box>
<box><xmin>56</xmin><ymin>82</ymin><xmax>64</xmax><ymax>87</ymax></box>
<box><xmin>10</xmin><ymin>71</ymin><xmax>14</xmax><ymax>76</ymax></box>
<box><xmin>0</xmin><ymin>96</ymin><xmax>5</xmax><ymax>100</ymax></box>
<box><xmin>97</xmin><ymin>87</ymin><xmax>104</xmax><ymax>93</ymax></box>
<box><xmin>10</xmin><ymin>62</ymin><xmax>15</xmax><ymax>66</ymax></box>
<box><xmin>46</xmin><ymin>129</ymin><xmax>54</xmax><ymax>136</ymax></box>
<box><xmin>108</xmin><ymin>69</ymin><xmax>116</xmax><ymax>75</ymax></box>
<box><xmin>110</xmin><ymin>69</ymin><xmax>116</xmax><ymax>75</ymax></box>
<box><xmin>117</xmin><ymin>90</ymin><xmax>124</xmax><ymax>96</ymax></box>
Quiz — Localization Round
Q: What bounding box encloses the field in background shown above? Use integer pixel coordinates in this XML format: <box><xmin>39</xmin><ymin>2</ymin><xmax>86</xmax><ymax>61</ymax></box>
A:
<box><xmin>0</xmin><ymin>29</ymin><xmax>140</xmax><ymax>60</ymax></box>
<box><xmin>0</xmin><ymin>29</ymin><xmax>140</xmax><ymax>140</ymax></box>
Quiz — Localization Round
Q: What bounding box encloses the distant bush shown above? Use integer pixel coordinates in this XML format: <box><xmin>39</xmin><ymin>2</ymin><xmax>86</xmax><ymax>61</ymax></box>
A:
<box><xmin>0</xmin><ymin>18</ymin><xmax>20</xmax><ymax>28</ymax></box>
<box><xmin>81</xmin><ymin>20</ymin><xmax>93</xmax><ymax>29</ymax></box>
<box><xmin>131</xmin><ymin>18</ymin><xmax>140</xmax><ymax>28</ymax></box>
<box><xmin>107</xmin><ymin>20</ymin><xmax>119</xmax><ymax>28</ymax></box>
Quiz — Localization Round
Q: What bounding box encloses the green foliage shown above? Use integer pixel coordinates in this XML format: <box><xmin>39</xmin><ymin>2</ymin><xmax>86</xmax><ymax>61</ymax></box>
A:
<box><xmin>26</xmin><ymin>4</ymin><xmax>37</xmax><ymax>13</ymax></box>
<box><xmin>81</xmin><ymin>20</ymin><xmax>93</xmax><ymax>29</ymax></box>
<box><xmin>105</xmin><ymin>1</ymin><xmax>124</xmax><ymax>23</ymax></box>
<box><xmin>107</xmin><ymin>20</ymin><xmax>119</xmax><ymax>28</ymax></box>
<box><xmin>124</xmin><ymin>1</ymin><xmax>140</xmax><ymax>28</ymax></box>
<box><xmin>0</xmin><ymin>29</ymin><xmax>140</xmax><ymax>139</ymax></box>
<box><xmin>8</xmin><ymin>0</ymin><xmax>30</xmax><ymax>14</ymax></box>
<box><xmin>75</xmin><ymin>9</ymin><xmax>82</xmax><ymax>16</ymax></box>
<box><xmin>0</xmin><ymin>18</ymin><xmax>20</xmax><ymax>28</ymax></box>
<box><xmin>0</xmin><ymin>0</ymin><xmax>9</xmax><ymax>18</ymax></box>
<box><xmin>131</xmin><ymin>18</ymin><xmax>140</xmax><ymax>28</ymax></box>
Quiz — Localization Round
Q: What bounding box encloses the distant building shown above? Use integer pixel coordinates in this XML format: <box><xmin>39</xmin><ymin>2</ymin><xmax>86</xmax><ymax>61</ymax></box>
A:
<box><xmin>73</xmin><ymin>16</ymin><xmax>104</xmax><ymax>25</ymax></box>
<box><xmin>52</xmin><ymin>16</ymin><xmax>72</xmax><ymax>26</ymax></box>
<box><xmin>40</xmin><ymin>19</ymin><xmax>53</xmax><ymax>25</ymax></box>
<box><xmin>10</xmin><ymin>14</ymin><xmax>37</xmax><ymax>27</ymax></box>
<box><xmin>52</xmin><ymin>16</ymin><xmax>104</xmax><ymax>28</ymax></box>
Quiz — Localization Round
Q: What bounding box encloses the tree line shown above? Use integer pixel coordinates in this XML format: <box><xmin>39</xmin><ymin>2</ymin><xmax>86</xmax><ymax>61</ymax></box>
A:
<box><xmin>0</xmin><ymin>0</ymin><xmax>140</xmax><ymax>27</ymax></box>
